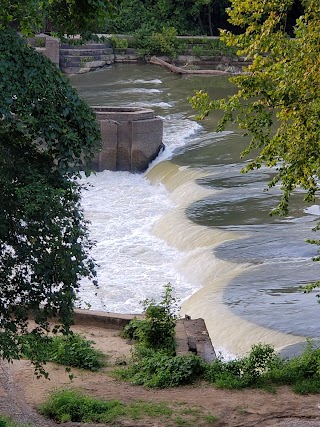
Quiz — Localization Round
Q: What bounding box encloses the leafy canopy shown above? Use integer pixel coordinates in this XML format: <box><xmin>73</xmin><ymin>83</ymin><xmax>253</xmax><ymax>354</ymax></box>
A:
<box><xmin>0</xmin><ymin>0</ymin><xmax>114</xmax><ymax>38</ymax></box>
<box><xmin>0</xmin><ymin>1</ymin><xmax>114</xmax><ymax>372</ymax></box>
<box><xmin>190</xmin><ymin>0</ymin><xmax>320</xmax><ymax>216</ymax></box>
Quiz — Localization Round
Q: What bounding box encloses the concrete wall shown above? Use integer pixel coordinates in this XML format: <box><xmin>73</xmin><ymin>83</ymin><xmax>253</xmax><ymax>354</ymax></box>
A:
<box><xmin>33</xmin><ymin>34</ymin><xmax>60</xmax><ymax>67</ymax></box>
<box><xmin>92</xmin><ymin>107</ymin><xmax>164</xmax><ymax>173</ymax></box>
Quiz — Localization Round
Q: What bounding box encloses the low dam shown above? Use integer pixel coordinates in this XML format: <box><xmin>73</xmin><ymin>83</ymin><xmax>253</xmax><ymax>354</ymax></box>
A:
<box><xmin>92</xmin><ymin>107</ymin><xmax>164</xmax><ymax>173</ymax></box>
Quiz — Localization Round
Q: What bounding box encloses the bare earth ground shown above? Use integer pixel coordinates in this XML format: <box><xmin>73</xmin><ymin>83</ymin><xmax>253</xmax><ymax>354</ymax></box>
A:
<box><xmin>1</xmin><ymin>324</ymin><xmax>320</xmax><ymax>427</ymax></box>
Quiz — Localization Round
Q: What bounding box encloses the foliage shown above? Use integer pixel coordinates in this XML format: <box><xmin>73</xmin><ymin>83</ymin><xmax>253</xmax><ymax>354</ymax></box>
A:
<box><xmin>190</xmin><ymin>0</ymin><xmax>320</xmax><ymax>216</ymax></box>
<box><xmin>205</xmin><ymin>341</ymin><xmax>320</xmax><ymax>394</ymax></box>
<box><xmin>134</xmin><ymin>26</ymin><xmax>184</xmax><ymax>59</ymax></box>
<box><xmin>0</xmin><ymin>0</ymin><xmax>114</xmax><ymax>39</ymax></box>
<box><xmin>0</xmin><ymin>7</ymin><xmax>102</xmax><ymax>370</ymax></box>
<box><xmin>115</xmin><ymin>347</ymin><xmax>205</xmax><ymax>388</ymax></box>
<box><xmin>21</xmin><ymin>333</ymin><xmax>107</xmax><ymax>371</ymax></box>
<box><xmin>189</xmin><ymin>0</ymin><xmax>320</xmax><ymax>296</ymax></box>
<box><xmin>190</xmin><ymin>38</ymin><xmax>237</xmax><ymax>58</ymax></box>
<box><xmin>0</xmin><ymin>416</ymin><xmax>32</xmax><ymax>427</ymax></box>
<box><xmin>205</xmin><ymin>344</ymin><xmax>279</xmax><ymax>389</ymax></box>
<box><xmin>39</xmin><ymin>388</ymin><xmax>172</xmax><ymax>423</ymax></box>
<box><xmin>110</xmin><ymin>35</ymin><xmax>128</xmax><ymax>50</ymax></box>
<box><xmin>123</xmin><ymin>284</ymin><xmax>178</xmax><ymax>354</ymax></box>
<box><xmin>105</xmin><ymin>0</ymin><xmax>232</xmax><ymax>36</ymax></box>
<box><xmin>118</xmin><ymin>284</ymin><xmax>205</xmax><ymax>388</ymax></box>
<box><xmin>40</xmin><ymin>388</ymin><xmax>218</xmax><ymax>425</ymax></box>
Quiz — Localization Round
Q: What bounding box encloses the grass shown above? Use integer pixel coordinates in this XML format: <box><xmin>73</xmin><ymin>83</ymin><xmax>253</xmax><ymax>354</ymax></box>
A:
<box><xmin>39</xmin><ymin>389</ymin><xmax>218</xmax><ymax>426</ymax></box>
<box><xmin>0</xmin><ymin>415</ymin><xmax>33</xmax><ymax>427</ymax></box>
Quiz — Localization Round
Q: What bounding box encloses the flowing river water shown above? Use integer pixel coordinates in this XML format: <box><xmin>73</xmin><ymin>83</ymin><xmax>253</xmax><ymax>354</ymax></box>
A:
<box><xmin>70</xmin><ymin>63</ymin><xmax>320</xmax><ymax>358</ymax></box>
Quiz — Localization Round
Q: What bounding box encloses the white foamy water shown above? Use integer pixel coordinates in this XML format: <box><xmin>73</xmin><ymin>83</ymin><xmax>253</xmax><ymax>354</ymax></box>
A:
<box><xmin>79</xmin><ymin>116</ymin><xmax>202</xmax><ymax>313</ymax></box>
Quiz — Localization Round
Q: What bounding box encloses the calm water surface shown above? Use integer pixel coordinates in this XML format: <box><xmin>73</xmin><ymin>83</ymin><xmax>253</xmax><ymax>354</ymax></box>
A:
<box><xmin>71</xmin><ymin>64</ymin><xmax>320</xmax><ymax>357</ymax></box>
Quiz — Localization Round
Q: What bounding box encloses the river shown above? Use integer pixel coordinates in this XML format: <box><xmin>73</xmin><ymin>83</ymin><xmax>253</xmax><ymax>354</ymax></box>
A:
<box><xmin>70</xmin><ymin>63</ymin><xmax>320</xmax><ymax>358</ymax></box>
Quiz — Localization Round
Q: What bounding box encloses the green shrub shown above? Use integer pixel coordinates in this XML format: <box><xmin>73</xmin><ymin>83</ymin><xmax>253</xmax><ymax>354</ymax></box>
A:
<box><xmin>115</xmin><ymin>348</ymin><xmax>205</xmax><ymax>388</ymax></box>
<box><xmin>205</xmin><ymin>344</ymin><xmax>282</xmax><ymax>389</ymax></box>
<box><xmin>192</xmin><ymin>45</ymin><xmax>205</xmax><ymax>58</ymax></box>
<box><xmin>123</xmin><ymin>283</ymin><xmax>178</xmax><ymax>354</ymax></box>
<box><xmin>39</xmin><ymin>389</ymin><xmax>172</xmax><ymax>423</ymax></box>
<box><xmin>21</xmin><ymin>333</ymin><xmax>106</xmax><ymax>371</ymax></box>
<box><xmin>205</xmin><ymin>341</ymin><xmax>320</xmax><ymax>394</ymax></box>
<box><xmin>134</xmin><ymin>27</ymin><xmax>184</xmax><ymax>58</ymax></box>
<box><xmin>0</xmin><ymin>416</ymin><xmax>31</xmax><ymax>427</ymax></box>
<box><xmin>39</xmin><ymin>389</ymin><xmax>125</xmax><ymax>423</ymax></box>
<box><xmin>110</xmin><ymin>35</ymin><xmax>129</xmax><ymax>50</ymax></box>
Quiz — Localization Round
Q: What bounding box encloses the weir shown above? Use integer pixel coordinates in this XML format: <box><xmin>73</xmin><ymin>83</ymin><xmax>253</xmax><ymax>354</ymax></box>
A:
<box><xmin>92</xmin><ymin>106</ymin><xmax>164</xmax><ymax>172</ymax></box>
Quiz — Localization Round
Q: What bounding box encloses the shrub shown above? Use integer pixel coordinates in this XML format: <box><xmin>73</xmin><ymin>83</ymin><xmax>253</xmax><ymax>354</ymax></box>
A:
<box><xmin>123</xmin><ymin>283</ymin><xmax>178</xmax><ymax>355</ymax></box>
<box><xmin>205</xmin><ymin>344</ymin><xmax>281</xmax><ymax>389</ymax></box>
<box><xmin>0</xmin><ymin>416</ymin><xmax>31</xmax><ymax>427</ymax></box>
<box><xmin>134</xmin><ymin>26</ymin><xmax>184</xmax><ymax>58</ymax></box>
<box><xmin>110</xmin><ymin>35</ymin><xmax>129</xmax><ymax>50</ymax></box>
<box><xmin>39</xmin><ymin>389</ymin><xmax>172</xmax><ymax>423</ymax></box>
<box><xmin>115</xmin><ymin>348</ymin><xmax>205</xmax><ymax>388</ymax></box>
<box><xmin>21</xmin><ymin>332</ymin><xmax>107</xmax><ymax>371</ymax></box>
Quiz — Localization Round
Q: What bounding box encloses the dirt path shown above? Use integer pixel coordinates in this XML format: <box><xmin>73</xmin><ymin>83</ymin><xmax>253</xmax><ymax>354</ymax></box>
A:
<box><xmin>1</xmin><ymin>324</ymin><xmax>320</xmax><ymax>427</ymax></box>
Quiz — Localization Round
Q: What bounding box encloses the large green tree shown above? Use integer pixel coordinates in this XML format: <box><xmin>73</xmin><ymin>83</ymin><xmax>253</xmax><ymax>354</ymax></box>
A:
<box><xmin>0</xmin><ymin>1</ymin><xmax>113</xmax><ymax>372</ymax></box>
<box><xmin>190</xmin><ymin>0</ymin><xmax>320</xmax><ymax>292</ymax></box>
<box><xmin>191</xmin><ymin>0</ymin><xmax>320</xmax><ymax>213</ymax></box>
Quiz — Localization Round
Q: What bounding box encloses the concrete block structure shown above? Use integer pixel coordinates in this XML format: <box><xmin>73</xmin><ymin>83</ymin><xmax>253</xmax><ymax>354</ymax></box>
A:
<box><xmin>92</xmin><ymin>107</ymin><xmax>164</xmax><ymax>173</ymax></box>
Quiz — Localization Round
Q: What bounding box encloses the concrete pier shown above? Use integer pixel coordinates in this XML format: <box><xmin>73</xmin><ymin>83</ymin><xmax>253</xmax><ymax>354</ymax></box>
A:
<box><xmin>92</xmin><ymin>106</ymin><xmax>164</xmax><ymax>173</ymax></box>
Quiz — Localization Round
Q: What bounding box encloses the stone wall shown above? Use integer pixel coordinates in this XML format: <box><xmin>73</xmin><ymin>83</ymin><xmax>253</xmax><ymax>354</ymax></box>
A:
<box><xmin>92</xmin><ymin>107</ymin><xmax>164</xmax><ymax>173</ymax></box>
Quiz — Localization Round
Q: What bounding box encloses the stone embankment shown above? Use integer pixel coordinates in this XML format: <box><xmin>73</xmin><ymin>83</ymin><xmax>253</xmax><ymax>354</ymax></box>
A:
<box><xmin>32</xmin><ymin>34</ymin><xmax>248</xmax><ymax>74</ymax></box>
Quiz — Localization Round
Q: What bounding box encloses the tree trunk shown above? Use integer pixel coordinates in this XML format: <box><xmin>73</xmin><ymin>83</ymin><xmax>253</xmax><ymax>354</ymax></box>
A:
<box><xmin>149</xmin><ymin>56</ymin><xmax>229</xmax><ymax>75</ymax></box>
<box><xmin>208</xmin><ymin>4</ymin><xmax>214</xmax><ymax>36</ymax></box>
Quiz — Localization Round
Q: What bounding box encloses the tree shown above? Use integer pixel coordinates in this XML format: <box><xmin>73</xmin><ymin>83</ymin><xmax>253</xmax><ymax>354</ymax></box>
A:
<box><xmin>190</xmin><ymin>0</ymin><xmax>320</xmax><ymax>294</ymax></box>
<box><xmin>0</xmin><ymin>2</ymin><xmax>113</xmax><ymax>372</ymax></box>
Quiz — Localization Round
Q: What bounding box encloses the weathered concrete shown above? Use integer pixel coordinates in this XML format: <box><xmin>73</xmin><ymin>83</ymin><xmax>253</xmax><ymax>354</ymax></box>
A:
<box><xmin>73</xmin><ymin>308</ymin><xmax>143</xmax><ymax>329</ymax></box>
<box><xmin>175</xmin><ymin>317</ymin><xmax>216</xmax><ymax>362</ymax></box>
<box><xmin>73</xmin><ymin>310</ymin><xmax>216</xmax><ymax>363</ymax></box>
<box><xmin>32</xmin><ymin>34</ymin><xmax>60</xmax><ymax>67</ymax></box>
<box><xmin>92</xmin><ymin>106</ymin><xmax>164</xmax><ymax>172</ymax></box>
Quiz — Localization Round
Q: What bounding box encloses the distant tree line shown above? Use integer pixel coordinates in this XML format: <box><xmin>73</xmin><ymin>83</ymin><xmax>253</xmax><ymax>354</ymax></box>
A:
<box><xmin>99</xmin><ymin>0</ymin><xmax>304</xmax><ymax>36</ymax></box>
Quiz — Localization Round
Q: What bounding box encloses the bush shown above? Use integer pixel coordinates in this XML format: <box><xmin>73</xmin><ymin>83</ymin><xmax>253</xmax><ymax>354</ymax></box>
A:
<box><xmin>21</xmin><ymin>332</ymin><xmax>107</xmax><ymax>371</ymax></box>
<box><xmin>205</xmin><ymin>341</ymin><xmax>320</xmax><ymax>394</ymax></box>
<box><xmin>205</xmin><ymin>344</ymin><xmax>282</xmax><ymax>389</ymax></box>
<box><xmin>115</xmin><ymin>348</ymin><xmax>205</xmax><ymax>388</ymax></box>
<box><xmin>123</xmin><ymin>283</ymin><xmax>178</xmax><ymax>355</ymax></box>
<box><xmin>39</xmin><ymin>389</ymin><xmax>125</xmax><ymax>423</ymax></box>
<box><xmin>118</xmin><ymin>284</ymin><xmax>205</xmax><ymax>388</ymax></box>
<box><xmin>0</xmin><ymin>416</ymin><xmax>31</xmax><ymax>427</ymax></box>
<box><xmin>39</xmin><ymin>389</ymin><xmax>172</xmax><ymax>423</ymax></box>
<box><xmin>134</xmin><ymin>27</ymin><xmax>184</xmax><ymax>58</ymax></box>
<box><xmin>110</xmin><ymin>35</ymin><xmax>129</xmax><ymax>50</ymax></box>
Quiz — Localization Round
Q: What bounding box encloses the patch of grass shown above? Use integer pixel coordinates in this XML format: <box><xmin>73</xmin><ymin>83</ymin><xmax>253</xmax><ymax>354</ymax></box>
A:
<box><xmin>0</xmin><ymin>415</ymin><xmax>33</xmax><ymax>427</ymax></box>
<box><xmin>204</xmin><ymin>414</ymin><xmax>218</xmax><ymax>424</ymax></box>
<box><xmin>21</xmin><ymin>332</ymin><xmax>107</xmax><ymax>372</ymax></box>
<box><xmin>39</xmin><ymin>389</ymin><xmax>219</xmax><ymax>426</ymax></box>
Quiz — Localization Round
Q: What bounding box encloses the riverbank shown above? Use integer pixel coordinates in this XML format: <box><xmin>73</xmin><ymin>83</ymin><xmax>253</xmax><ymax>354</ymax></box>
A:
<box><xmin>0</xmin><ymin>316</ymin><xmax>320</xmax><ymax>427</ymax></box>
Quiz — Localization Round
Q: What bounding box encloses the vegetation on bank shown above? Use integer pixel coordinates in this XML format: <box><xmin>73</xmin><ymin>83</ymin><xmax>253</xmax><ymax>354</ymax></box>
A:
<box><xmin>106</xmin><ymin>28</ymin><xmax>238</xmax><ymax>60</ymax></box>
<box><xmin>112</xmin><ymin>285</ymin><xmax>320</xmax><ymax>394</ymax></box>
<box><xmin>21</xmin><ymin>333</ymin><xmax>106</xmax><ymax>375</ymax></box>
<box><xmin>0</xmin><ymin>416</ymin><xmax>32</xmax><ymax>427</ymax></box>
<box><xmin>39</xmin><ymin>388</ymin><xmax>218</xmax><ymax>425</ymax></box>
